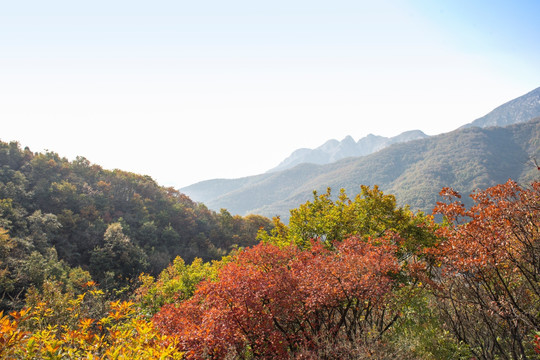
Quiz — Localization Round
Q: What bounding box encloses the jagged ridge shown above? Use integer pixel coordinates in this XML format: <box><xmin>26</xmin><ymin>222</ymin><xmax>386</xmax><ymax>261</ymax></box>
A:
<box><xmin>268</xmin><ymin>130</ymin><xmax>428</xmax><ymax>173</ymax></box>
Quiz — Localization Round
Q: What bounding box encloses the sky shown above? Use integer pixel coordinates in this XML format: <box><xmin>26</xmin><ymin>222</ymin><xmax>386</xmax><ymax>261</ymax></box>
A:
<box><xmin>1</xmin><ymin>0</ymin><xmax>540</xmax><ymax>188</ymax></box>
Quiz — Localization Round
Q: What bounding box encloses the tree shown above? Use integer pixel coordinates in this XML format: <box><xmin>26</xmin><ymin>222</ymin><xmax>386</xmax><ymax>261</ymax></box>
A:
<box><xmin>430</xmin><ymin>180</ymin><xmax>540</xmax><ymax>359</ymax></box>
<box><xmin>259</xmin><ymin>186</ymin><xmax>437</xmax><ymax>256</ymax></box>
<box><xmin>135</xmin><ymin>256</ymin><xmax>219</xmax><ymax>316</ymax></box>
<box><xmin>153</xmin><ymin>236</ymin><xmax>402</xmax><ymax>359</ymax></box>
<box><xmin>0</xmin><ymin>288</ymin><xmax>182</xmax><ymax>359</ymax></box>
<box><xmin>90</xmin><ymin>223</ymin><xmax>149</xmax><ymax>291</ymax></box>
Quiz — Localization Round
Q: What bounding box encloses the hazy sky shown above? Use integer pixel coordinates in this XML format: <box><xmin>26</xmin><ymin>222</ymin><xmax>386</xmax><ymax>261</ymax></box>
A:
<box><xmin>1</xmin><ymin>0</ymin><xmax>539</xmax><ymax>188</ymax></box>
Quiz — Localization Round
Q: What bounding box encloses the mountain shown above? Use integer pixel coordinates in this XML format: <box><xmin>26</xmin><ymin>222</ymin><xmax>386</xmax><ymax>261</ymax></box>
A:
<box><xmin>183</xmin><ymin>87</ymin><xmax>540</xmax><ymax>219</ymax></box>
<box><xmin>270</xmin><ymin>87</ymin><xmax>540</xmax><ymax>174</ymax></box>
<box><xmin>182</xmin><ymin>118</ymin><xmax>540</xmax><ymax>219</ymax></box>
<box><xmin>268</xmin><ymin>130</ymin><xmax>428</xmax><ymax>172</ymax></box>
<box><xmin>462</xmin><ymin>86</ymin><xmax>540</xmax><ymax>128</ymax></box>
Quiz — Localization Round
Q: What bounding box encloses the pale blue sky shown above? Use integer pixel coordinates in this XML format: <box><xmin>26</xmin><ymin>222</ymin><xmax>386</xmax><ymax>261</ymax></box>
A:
<box><xmin>1</xmin><ymin>1</ymin><xmax>539</xmax><ymax>187</ymax></box>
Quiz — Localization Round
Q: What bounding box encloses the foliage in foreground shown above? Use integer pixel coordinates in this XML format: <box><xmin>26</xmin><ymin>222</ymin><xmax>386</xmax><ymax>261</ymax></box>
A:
<box><xmin>135</xmin><ymin>256</ymin><xmax>223</xmax><ymax>316</ymax></box>
<box><xmin>430</xmin><ymin>180</ymin><xmax>540</xmax><ymax>359</ymax></box>
<box><xmin>0</xmin><ymin>282</ymin><xmax>181</xmax><ymax>359</ymax></box>
<box><xmin>153</xmin><ymin>181</ymin><xmax>540</xmax><ymax>359</ymax></box>
<box><xmin>153</xmin><ymin>187</ymin><xmax>448</xmax><ymax>359</ymax></box>
<box><xmin>2</xmin><ymin>181</ymin><xmax>540</xmax><ymax>359</ymax></box>
<box><xmin>154</xmin><ymin>237</ymin><xmax>402</xmax><ymax>359</ymax></box>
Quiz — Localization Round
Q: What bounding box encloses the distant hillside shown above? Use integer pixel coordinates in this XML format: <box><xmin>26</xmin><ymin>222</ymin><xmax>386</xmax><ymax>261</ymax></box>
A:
<box><xmin>269</xmin><ymin>130</ymin><xmax>428</xmax><ymax>172</ymax></box>
<box><xmin>182</xmin><ymin>119</ymin><xmax>540</xmax><ymax>219</ymax></box>
<box><xmin>462</xmin><ymin>86</ymin><xmax>540</xmax><ymax>128</ymax></box>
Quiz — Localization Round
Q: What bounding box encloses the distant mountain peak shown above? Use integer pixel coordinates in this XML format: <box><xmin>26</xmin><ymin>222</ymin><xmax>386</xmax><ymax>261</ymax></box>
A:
<box><xmin>462</xmin><ymin>86</ymin><xmax>540</xmax><ymax>129</ymax></box>
<box><xmin>267</xmin><ymin>130</ymin><xmax>428</xmax><ymax>173</ymax></box>
<box><xmin>319</xmin><ymin>139</ymin><xmax>340</xmax><ymax>152</ymax></box>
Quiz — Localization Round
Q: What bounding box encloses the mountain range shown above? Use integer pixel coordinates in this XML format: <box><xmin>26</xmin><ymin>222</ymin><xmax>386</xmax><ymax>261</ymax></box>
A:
<box><xmin>182</xmin><ymin>87</ymin><xmax>540</xmax><ymax>219</ymax></box>
<box><xmin>268</xmin><ymin>130</ymin><xmax>429</xmax><ymax>172</ymax></box>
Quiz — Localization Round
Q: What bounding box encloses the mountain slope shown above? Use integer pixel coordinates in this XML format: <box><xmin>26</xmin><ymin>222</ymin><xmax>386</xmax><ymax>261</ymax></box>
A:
<box><xmin>182</xmin><ymin>119</ymin><xmax>540</xmax><ymax>219</ymax></box>
<box><xmin>462</xmin><ymin>86</ymin><xmax>540</xmax><ymax>128</ymax></box>
<box><xmin>0</xmin><ymin>141</ymin><xmax>274</xmax><ymax>308</ymax></box>
<box><xmin>268</xmin><ymin>130</ymin><xmax>428</xmax><ymax>172</ymax></box>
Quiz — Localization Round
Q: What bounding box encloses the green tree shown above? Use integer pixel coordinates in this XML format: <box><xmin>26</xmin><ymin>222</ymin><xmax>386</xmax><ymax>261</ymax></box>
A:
<box><xmin>135</xmin><ymin>256</ymin><xmax>220</xmax><ymax>316</ymax></box>
<box><xmin>90</xmin><ymin>223</ymin><xmax>149</xmax><ymax>291</ymax></box>
<box><xmin>260</xmin><ymin>186</ymin><xmax>437</xmax><ymax>256</ymax></box>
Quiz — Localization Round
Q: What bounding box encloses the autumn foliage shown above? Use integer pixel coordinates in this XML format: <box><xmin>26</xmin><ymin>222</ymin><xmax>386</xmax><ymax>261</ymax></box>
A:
<box><xmin>0</xmin><ymin>286</ymin><xmax>181</xmax><ymax>359</ymax></box>
<box><xmin>2</xmin><ymin>176</ymin><xmax>540</xmax><ymax>359</ymax></box>
<box><xmin>431</xmin><ymin>180</ymin><xmax>540</xmax><ymax>359</ymax></box>
<box><xmin>153</xmin><ymin>236</ymin><xmax>401</xmax><ymax>359</ymax></box>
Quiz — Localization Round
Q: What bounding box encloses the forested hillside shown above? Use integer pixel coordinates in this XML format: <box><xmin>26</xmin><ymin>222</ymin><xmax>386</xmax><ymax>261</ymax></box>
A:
<box><xmin>182</xmin><ymin>118</ymin><xmax>540</xmax><ymax>219</ymax></box>
<box><xmin>0</xmin><ymin>141</ymin><xmax>272</xmax><ymax>309</ymax></box>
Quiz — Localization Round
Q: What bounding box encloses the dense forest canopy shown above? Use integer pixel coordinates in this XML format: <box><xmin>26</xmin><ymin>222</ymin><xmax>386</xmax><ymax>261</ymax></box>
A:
<box><xmin>0</xmin><ymin>140</ymin><xmax>272</xmax><ymax>309</ymax></box>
